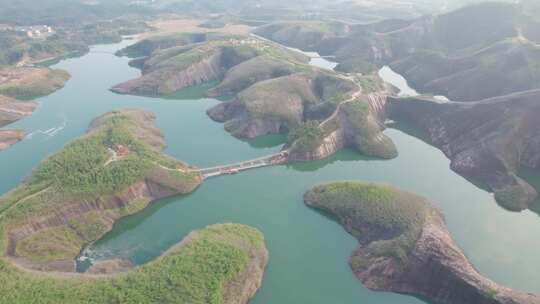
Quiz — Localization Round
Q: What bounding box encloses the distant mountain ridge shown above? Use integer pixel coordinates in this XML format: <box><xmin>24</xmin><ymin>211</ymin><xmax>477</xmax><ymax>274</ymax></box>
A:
<box><xmin>255</xmin><ymin>1</ymin><xmax>540</xmax><ymax>210</ymax></box>
<box><xmin>255</xmin><ymin>1</ymin><xmax>540</xmax><ymax>101</ymax></box>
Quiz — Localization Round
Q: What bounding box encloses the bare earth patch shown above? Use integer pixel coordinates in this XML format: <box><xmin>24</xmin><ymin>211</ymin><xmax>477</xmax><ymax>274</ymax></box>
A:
<box><xmin>0</xmin><ymin>67</ymin><xmax>70</xmax><ymax>100</ymax></box>
<box><xmin>0</xmin><ymin>130</ymin><xmax>25</xmax><ymax>151</ymax></box>
<box><xmin>0</xmin><ymin>68</ymin><xmax>49</xmax><ymax>87</ymax></box>
<box><xmin>143</xmin><ymin>18</ymin><xmax>253</xmax><ymax>38</ymax></box>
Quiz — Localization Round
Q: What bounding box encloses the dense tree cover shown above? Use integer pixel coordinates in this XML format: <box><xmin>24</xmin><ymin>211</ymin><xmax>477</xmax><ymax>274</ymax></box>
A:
<box><xmin>305</xmin><ymin>182</ymin><xmax>429</xmax><ymax>262</ymax></box>
<box><xmin>0</xmin><ymin>111</ymin><xmax>262</xmax><ymax>304</ymax></box>
<box><xmin>0</xmin><ymin>224</ymin><xmax>265</xmax><ymax>304</ymax></box>
<box><xmin>32</xmin><ymin>115</ymin><xmax>154</xmax><ymax>196</ymax></box>
<box><xmin>0</xmin><ymin>110</ymin><xmax>202</xmax><ymax>264</ymax></box>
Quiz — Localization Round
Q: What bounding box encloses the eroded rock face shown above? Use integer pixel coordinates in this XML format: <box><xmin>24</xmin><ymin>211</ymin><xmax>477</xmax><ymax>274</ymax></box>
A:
<box><xmin>304</xmin><ymin>182</ymin><xmax>540</xmax><ymax>304</ymax></box>
<box><xmin>354</xmin><ymin>209</ymin><xmax>540</xmax><ymax>304</ymax></box>
<box><xmin>2</xmin><ymin>109</ymin><xmax>203</xmax><ymax>272</ymax></box>
<box><xmin>6</xmin><ymin>176</ymin><xmax>200</xmax><ymax>272</ymax></box>
<box><xmin>207</xmin><ymin>72</ymin><xmax>357</xmax><ymax>139</ymax></box>
<box><xmin>288</xmin><ymin>93</ymin><xmax>397</xmax><ymax>162</ymax></box>
<box><xmin>222</xmin><ymin>239</ymin><xmax>269</xmax><ymax>304</ymax></box>
<box><xmin>288</xmin><ymin>128</ymin><xmax>347</xmax><ymax>162</ymax></box>
<box><xmin>111</xmin><ymin>43</ymin><xmax>259</xmax><ymax>96</ymax></box>
<box><xmin>112</xmin><ymin>50</ymin><xmax>226</xmax><ymax>96</ymax></box>
<box><xmin>256</xmin><ymin>3</ymin><xmax>540</xmax><ymax>101</ymax></box>
<box><xmin>388</xmin><ymin>91</ymin><xmax>540</xmax><ymax>210</ymax></box>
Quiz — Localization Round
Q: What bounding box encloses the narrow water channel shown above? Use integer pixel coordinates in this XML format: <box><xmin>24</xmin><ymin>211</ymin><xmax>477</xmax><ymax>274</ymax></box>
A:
<box><xmin>378</xmin><ymin>65</ymin><xmax>449</xmax><ymax>101</ymax></box>
<box><xmin>0</xmin><ymin>40</ymin><xmax>539</xmax><ymax>303</ymax></box>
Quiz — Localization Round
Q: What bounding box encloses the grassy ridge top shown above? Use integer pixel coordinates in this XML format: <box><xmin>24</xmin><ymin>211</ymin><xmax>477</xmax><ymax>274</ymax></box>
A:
<box><xmin>305</xmin><ymin>182</ymin><xmax>429</xmax><ymax>261</ymax></box>
<box><xmin>116</xmin><ymin>32</ymin><xmax>242</xmax><ymax>59</ymax></box>
<box><xmin>0</xmin><ymin>223</ymin><xmax>267</xmax><ymax>304</ymax></box>
<box><xmin>112</xmin><ymin>33</ymin><xmax>313</xmax><ymax>98</ymax></box>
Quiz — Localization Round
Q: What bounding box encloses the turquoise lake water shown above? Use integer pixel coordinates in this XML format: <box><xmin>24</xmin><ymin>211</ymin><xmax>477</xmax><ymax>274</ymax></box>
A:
<box><xmin>0</xmin><ymin>40</ymin><xmax>539</xmax><ymax>303</ymax></box>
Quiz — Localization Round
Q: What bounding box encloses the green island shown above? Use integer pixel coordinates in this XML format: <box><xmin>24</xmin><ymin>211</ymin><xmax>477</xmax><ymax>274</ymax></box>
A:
<box><xmin>253</xmin><ymin>2</ymin><xmax>540</xmax><ymax>210</ymax></box>
<box><xmin>112</xmin><ymin>33</ymin><xmax>397</xmax><ymax>163</ymax></box>
<box><xmin>1</xmin><ymin>109</ymin><xmax>202</xmax><ymax>270</ymax></box>
<box><xmin>304</xmin><ymin>181</ymin><xmax>539</xmax><ymax>304</ymax></box>
<box><xmin>0</xmin><ymin>223</ymin><xmax>267</xmax><ymax>304</ymax></box>
<box><xmin>112</xmin><ymin>33</ymin><xmax>310</xmax><ymax>98</ymax></box>
<box><xmin>0</xmin><ymin>108</ymin><xmax>268</xmax><ymax>303</ymax></box>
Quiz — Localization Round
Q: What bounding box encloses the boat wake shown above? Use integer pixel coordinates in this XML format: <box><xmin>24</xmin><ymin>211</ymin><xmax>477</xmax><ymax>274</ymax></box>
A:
<box><xmin>26</xmin><ymin>116</ymin><xmax>67</xmax><ymax>139</ymax></box>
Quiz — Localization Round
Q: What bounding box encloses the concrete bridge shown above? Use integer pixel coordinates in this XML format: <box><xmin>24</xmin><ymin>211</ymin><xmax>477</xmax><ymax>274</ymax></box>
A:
<box><xmin>200</xmin><ymin>151</ymin><xmax>289</xmax><ymax>179</ymax></box>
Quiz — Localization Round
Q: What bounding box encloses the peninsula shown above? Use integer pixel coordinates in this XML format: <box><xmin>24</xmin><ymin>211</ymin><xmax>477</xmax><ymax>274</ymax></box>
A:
<box><xmin>113</xmin><ymin>33</ymin><xmax>398</xmax><ymax>162</ymax></box>
<box><xmin>0</xmin><ymin>108</ymin><xmax>268</xmax><ymax>303</ymax></box>
<box><xmin>0</xmin><ymin>67</ymin><xmax>70</xmax><ymax>150</ymax></box>
<box><xmin>304</xmin><ymin>182</ymin><xmax>540</xmax><ymax>304</ymax></box>
<box><xmin>388</xmin><ymin>91</ymin><xmax>540</xmax><ymax>211</ymax></box>
<box><xmin>0</xmin><ymin>95</ymin><xmax>36</xmax><ymax>150</ymax></box>
<box><xmin>2</xmin><ymin>109</ymin><xmax>202</xmax><ymax>271</ymax></box>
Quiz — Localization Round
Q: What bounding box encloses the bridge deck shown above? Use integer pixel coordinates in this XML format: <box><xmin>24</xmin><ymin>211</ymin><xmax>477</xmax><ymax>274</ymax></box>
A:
<box><xmin>200</xmin><ymin>151</ymin><xmax>288</xmax><ymax>179</ymax></box>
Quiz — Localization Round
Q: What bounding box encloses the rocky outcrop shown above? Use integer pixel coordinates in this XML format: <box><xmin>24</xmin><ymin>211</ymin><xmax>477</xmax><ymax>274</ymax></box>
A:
<box><xmin>7</xmin><ymin>175</ymin><xmax>200</xmax><ymax>272</ymax></box>
<box><xmin>388</xmin><ymin>91</ymin><xmax>540</xmax><ymax>210</ymax></box>
<box><xmin>288</xmin><ymin>93</ymin><xmax>397</xmax><ymax>162</ymax></box>
<box><xmin>363</xmin><ymin>212</ymin><xmax>540</xmax><ymax>304</ymax></box>
<box><xmin>288</xmin><ymin>128</ymin><xmax>346</xmax><ymax>162</ymax></box>
<box><xmin>207</xmin><ymin>71</ymin><xmax>357</xmax><ymax>138</ymax></box>
<box><xmin>256</xmin><ymin>3</ymin><xmax>540</xmax><ymax>101</ymax></box>
<box><xmin>304</xmin><ymin>181</ymin><xmax>540</xmax><ymax>304</ymax></box>
<box><xmin>111</xmin><ymin>43</ymin><xmax>259</xmax><ymax>97</ymax></box>
<box><xmin>112</xmin><ymin>48</ymin><xmax>228</xmax><ymax>96</ymax></box>
<box><xmin>113</xmin><ymin>33</ymin><xmax>316</xmax><ymax>100</ymax></box>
